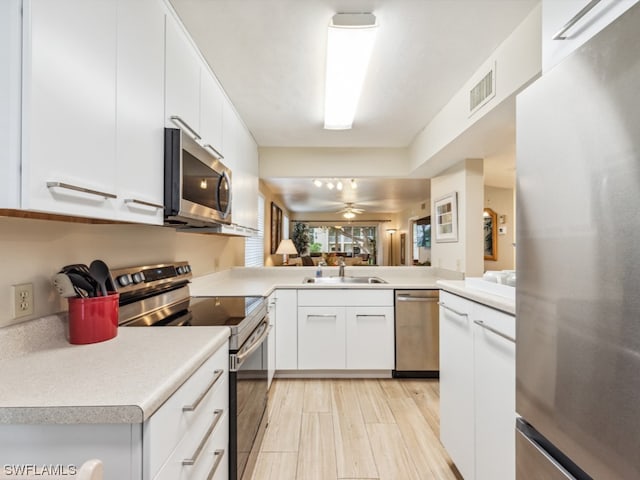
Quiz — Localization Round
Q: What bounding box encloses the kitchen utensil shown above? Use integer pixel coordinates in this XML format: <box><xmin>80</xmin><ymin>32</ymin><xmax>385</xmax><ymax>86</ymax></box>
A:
<box><xmin>89</xmin><ymin>260</ymin><xmax>111</xmax><ymax>296</ymax></box>
<box><xmin>67</xmin><ymin>272</ymin><xmax>96</xmax><ymax>298</ymax></box>
<box><xmin>53</xmin><ymin>273</ymin><xmax>79</xmax><ymax>298</ymax></box>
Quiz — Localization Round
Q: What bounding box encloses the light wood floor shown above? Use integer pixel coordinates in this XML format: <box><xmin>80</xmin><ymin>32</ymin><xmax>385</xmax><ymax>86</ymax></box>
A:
<box><xmin>249</xmin><ymin>378</ymin><xmax>463</xmax><ymax>480</ymax></box>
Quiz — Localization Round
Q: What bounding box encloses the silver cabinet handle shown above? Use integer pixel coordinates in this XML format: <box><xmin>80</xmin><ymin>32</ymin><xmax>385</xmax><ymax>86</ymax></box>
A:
<box><xmin>203</xmin><ymin>143</ymin><xmax>224</xmax><ymax>160</ymax></box>
<box><xmin>170</xmin><ymin>115</ymin><xmax>201</xmax><ymax>140</ymax></box>
<box><xmin>307</xmin><ymin>314</ymin><xmax>337</xmax><ymax>318</ymax></box>
<box><xmin>46</xmin><ymin>182</ymin><xmax>116</xmax><ymax>199</ymax></box>
<box><xmin>183</xmin><ymin>369</ymin><xmax>224</xmax><ymax>412</ymax></box>
<box><xmin>355</xmin><ymin>314</ymin><xmax>384</xmax><ymax>318</ymax></box>
<box><xmin>182</xmin><ymin>409</ymin><xmax>224</xmax><ymax>466</ymax></box>
<box><xmin>474</xmin><ymin>320</ymin><xmax>515</xmax><ymax>344</ymax></box>
<box><xmin>207</xmin><ymin>450</ymin><xmax>225</xmax><ymax>480</ymax></box>
<box><xmin>124</xmin><ymin>198</ymin><xmax>164</xmax><ymax>209</ymax></box>
<box><xmin>553</xmin><ymin>0</ymin><xmax>601</xmax><ymax>40</ymax></box>
<box><xmin>438</xmin><ymin>301</ymin><xmax>468</xmax><ymax>317</ymax></box>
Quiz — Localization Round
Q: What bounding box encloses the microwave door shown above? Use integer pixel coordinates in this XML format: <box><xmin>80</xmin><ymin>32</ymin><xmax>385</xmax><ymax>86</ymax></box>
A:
<box><xmin>217</xmin><ymin>171</ymin><xmax>232</xmax><ymax>219</ymax></box>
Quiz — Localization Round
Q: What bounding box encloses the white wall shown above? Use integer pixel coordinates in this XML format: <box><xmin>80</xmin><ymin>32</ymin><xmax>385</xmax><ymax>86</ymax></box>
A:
<box><xmin>259</xmin><ymin>147</ymin><xmax>410</xmax><ymax>178</ymax></box>
<box><xmin>484</xmin><ymin>185</ymin><xmax>515</xmax><ymax>271</ymax></box>
<box><xmin>0</xmin><ymin>216</ymin><xmax>245</xmax><ymax>327</ymax></box>
<box><xmin>430</xmin><ymin>159</ymin><xmax>484</xmax><ymax>276</ymax></box>
<box><xmin>409</xmin><ymin>4</ymin><xmax>541</xmax><ymax>177</ymax></box>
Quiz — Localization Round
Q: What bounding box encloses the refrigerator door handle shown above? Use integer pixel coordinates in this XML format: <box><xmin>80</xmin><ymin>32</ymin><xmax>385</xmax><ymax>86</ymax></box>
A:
<box><xmin>553</xmin><ymin>0</ymin><xmax>602</xmax><ymax>40</ymax></box>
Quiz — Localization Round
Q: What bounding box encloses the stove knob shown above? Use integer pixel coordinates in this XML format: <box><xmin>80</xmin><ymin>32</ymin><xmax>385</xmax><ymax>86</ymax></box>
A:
<box><xmin>131</xmin><ymin>272</ymin><xmax>144</xmax><ymax>284</ymax></box>
<box><xmin>176</xmin><ymin>266</ymin><xmax>185</xmax><ymax>275</ymax></box>
<box><xmin>185</xmin><ymin>264</ymin><xmax>192</xmax><ymax>273</ymax></box>
<box><xmin>117</xmin><ymin>274</ymin><xmax>131</xmax><ymax>287</ymax></box>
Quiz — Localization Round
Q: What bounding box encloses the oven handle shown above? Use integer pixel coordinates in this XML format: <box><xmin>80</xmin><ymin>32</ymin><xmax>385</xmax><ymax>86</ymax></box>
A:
<box><xmin>230</xmin><ymin>321</ymin><xmax>272</xmax><ymax>372</ymax></box>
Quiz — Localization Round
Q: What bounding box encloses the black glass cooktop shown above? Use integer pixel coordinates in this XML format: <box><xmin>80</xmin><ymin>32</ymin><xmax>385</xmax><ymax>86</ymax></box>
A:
<box><xmin>189</xmin><ymin>296</ymin><xmax>265</xmax><ymax>327</ymax></box>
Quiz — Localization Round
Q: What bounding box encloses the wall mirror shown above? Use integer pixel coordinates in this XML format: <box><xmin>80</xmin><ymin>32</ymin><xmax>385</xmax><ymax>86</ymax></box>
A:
<box><xmin>483</xmin><ymin>208</ymin><xmax>497</xmax><ymax>261</ymax></box>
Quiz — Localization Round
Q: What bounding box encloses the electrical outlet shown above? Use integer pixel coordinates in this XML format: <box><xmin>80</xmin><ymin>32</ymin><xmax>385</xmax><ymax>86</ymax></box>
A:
<box><xmin>12</xmin><ymin>283</ymin><xmax>34</xmax><ymax>319</ymax></box>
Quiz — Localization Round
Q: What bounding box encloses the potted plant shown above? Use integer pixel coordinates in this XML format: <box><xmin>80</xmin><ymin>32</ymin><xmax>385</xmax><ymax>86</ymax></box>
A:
<box><xmin>291</xmin><ymin>222</ymin><xmax>310</xmax><ymax>256</ymax></box>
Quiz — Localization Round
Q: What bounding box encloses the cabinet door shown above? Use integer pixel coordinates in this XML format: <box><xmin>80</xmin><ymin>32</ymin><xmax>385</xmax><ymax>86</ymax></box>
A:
<box><xmin>267</xmin><ymin>292</ymin><xmax>277</xmax><ymax>388</ymax></box>
<box><xmin>200</xmin><ymin>70</ymin><xmax>224</xmax><ymax>158</ymax></box>
<box><xmin>116</xmin><ymin>0</ymin><xmax>165</xmax><ymax>224</ymax></box>
<box><xmin>22</xmin><ymin>0</ymin><xmax>118</xmax><ymax>219</ymax></box>
<box><xmin>275</xmin><ymin>289</ymin><xmax>297</xmax><ymax>370</ymax></box>
<box><xmin>439</xmin><ymin>291</ymin><xmax>475</xmax><ymax>480</ymax></box>
<box><xmin>345</xmin><ymin>306</ymin><xmax>394</xmax><ymax>369</ymax></box>
<box><xmin>165</xmin><ymin>13</ymin><xmax>200</xmax><ymax>132</ymax></box>
<box><xmin>473</xmin><ymin>305</ymin><xmax>516</xmax><ymax>480</ymax></box>
<box><xmin>298</xmin><ymin>306</ymin><xmax>345</xmax><ymax>369</ymax></box>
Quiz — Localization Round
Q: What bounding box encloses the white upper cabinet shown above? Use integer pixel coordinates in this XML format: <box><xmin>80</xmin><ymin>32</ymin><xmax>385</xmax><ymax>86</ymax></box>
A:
<box><xmin>22</xmin><ymin>0</ymin><xmax>119</xmax><ymax>219</ymax></box>
<box><xmin>116</xmin><ymin>0</ymin><xmax>165</xmax><ymax>224</ymax></box>
<box><xmin>199</xmin><ymin>70</ymin><xmax>224</xmax><ymax>160</ymax></box>
<box><xmin>542</xmin><ymin>0</ymin><xmax>638</xmax><ymax>73</ymax></box>
<box><xmin>165</xmin><ymin>12</ymin><xmax>201</xmax><ymax>134</ymax></box>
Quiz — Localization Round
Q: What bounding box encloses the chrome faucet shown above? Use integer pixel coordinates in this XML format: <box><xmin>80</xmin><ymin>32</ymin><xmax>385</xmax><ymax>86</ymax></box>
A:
<box><xmin>338</xmin><ymin>257</ymin><xmax>346</xmax><ymax>277</ymax></box>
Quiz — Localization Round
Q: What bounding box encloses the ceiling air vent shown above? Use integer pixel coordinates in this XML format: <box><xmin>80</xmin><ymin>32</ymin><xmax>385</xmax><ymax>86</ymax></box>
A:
<box><xmin>469</xmin><ymin>62</ymin><xmax>496</xmax><ymax>117</ymax></box>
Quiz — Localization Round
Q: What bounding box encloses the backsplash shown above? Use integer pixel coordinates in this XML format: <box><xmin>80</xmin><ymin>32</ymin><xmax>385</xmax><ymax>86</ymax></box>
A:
<box><xmin>0</xmin><ymin>216</ymin><xmax>244</xmax><ymax>327</ymax></box>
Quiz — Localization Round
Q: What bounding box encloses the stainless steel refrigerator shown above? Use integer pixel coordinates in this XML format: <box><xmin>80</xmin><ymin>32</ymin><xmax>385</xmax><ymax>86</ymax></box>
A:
<box><xmin>515</xmin><ymin>3</ymin><xmax>640</xmax><ymax>479</ymax></box>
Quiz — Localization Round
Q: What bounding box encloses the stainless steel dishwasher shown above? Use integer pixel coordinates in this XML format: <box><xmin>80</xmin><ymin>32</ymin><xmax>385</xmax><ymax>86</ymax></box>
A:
<box><xmin>393</xmin><ymin>289</ymin><xmax>440</xmax><ymax>378</ymax></box>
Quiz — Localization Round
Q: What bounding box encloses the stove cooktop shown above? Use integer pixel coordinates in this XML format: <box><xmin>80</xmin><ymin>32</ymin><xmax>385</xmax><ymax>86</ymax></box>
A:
<box><xmin>189</xmin><ymin>296</ymin><xmax>267</xmax><ymax>350</ymax></box>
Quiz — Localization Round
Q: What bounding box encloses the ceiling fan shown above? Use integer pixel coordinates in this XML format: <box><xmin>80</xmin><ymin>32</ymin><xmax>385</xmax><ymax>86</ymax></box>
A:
<box><xmin>337</xmin><ymin>203</ymin><xmax>365</xmax><ymax>219</ymax></box>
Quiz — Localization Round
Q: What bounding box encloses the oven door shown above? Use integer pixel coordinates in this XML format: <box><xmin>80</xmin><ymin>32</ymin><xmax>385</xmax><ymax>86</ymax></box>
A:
<box><xmin>229</xmin><ymin>318</ymin><xmax>270</xmax><ymax>480</ymax></box>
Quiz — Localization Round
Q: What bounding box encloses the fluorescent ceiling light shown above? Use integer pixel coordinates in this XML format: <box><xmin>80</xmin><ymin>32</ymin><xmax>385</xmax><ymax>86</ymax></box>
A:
<box><xmin>324</xmin><ymin>13</ymin><xmax>378</xmax><ymax>130</ymax></box>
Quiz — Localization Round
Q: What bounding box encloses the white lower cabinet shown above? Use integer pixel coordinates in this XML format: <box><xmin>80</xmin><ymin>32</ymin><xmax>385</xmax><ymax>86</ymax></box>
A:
<box><xmin>274</xmin><ymin>289</ymin><xmax>298</xmax><ymax>371</ymax></box>
<box><xmin>267</xmin><ymin>292</ymin><xmax>277</xmax><ymax>388</ymax></box>
<box><xmin>473</xmin><ymin>303</ymin><xmax>515</xmax><ymax>480</ymax></box>
<box><xmin>297</xmin><ymin>289</ymin><xmax>394</xmax><ymax>371</ymax></box>
<box><xmin>144</xmin><ymin>341</ymin><xmax>229</xmax><ymax>480</ymax></box>
<box><xmin>439</xmin><ymin>291</ymin><xmax>476</xmax><ymax>480</ymax></box>
<box><xmin>439</xmin><ymin>290</ymin><xmax>515</xmax><ymax>480</ymax></box>
<box><xmin>0</xmin><ymin>340</ymin><xmax>229</xmax><ymax>480</ymax></box>
<box><xmin>298</xmin><ymin>306</ymin><xmax>346</xmax><ymax>369</ymax></box>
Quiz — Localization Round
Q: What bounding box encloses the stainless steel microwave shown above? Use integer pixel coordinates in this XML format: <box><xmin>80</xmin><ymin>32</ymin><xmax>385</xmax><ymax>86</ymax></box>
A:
<box><xmin>164</xmin><ymin>127</ymin><xmax>232</xmax><ymax>227</ymax></box>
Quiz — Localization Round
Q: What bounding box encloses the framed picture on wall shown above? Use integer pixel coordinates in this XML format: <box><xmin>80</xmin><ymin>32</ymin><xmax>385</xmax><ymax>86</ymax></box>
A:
<box><xmin>434</xmin><ymin>192</ymin><xmax>458</xmax><ymax>243</ymax></box>
<box><xmin>270</xmin><ymin>202</ymin><xmax>282</xmax><ymax>254</ymax></box>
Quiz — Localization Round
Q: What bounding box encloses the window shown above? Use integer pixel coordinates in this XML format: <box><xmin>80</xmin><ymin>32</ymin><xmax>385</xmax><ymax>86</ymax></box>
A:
<box><xmin>283</xmin><ymin>213</ymin><xmax>290</xmax><ymax>240</ymax></box>
<box><xmin>245</xmin><ymin>194</ymin><xmax>265</xmax><ymax>267</ymax></box>
<box><xmin>412</xmin><ymin>216</ymin><xmax>431</xmax><ymax>264</ymax></box>
<box><xmin>307</xmin><ymin>225</ymin><xmax>377</xmax><ymax>264</ymax></box>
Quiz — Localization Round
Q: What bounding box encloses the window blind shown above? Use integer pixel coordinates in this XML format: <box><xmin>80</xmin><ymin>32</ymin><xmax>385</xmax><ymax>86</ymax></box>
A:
<box><xmin>244</xmin><ymin>194</ymin><xmax>265</xmax><ymax>267</ymax></box>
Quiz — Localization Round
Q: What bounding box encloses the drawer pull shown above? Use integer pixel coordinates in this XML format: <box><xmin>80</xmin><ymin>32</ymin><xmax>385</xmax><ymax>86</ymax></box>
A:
<box><xmin>355</xmin><ymin>314</ymin><xmax>383</xmax><ymax>318</ymax></box>
<box><xmin>474</xmin><ymin>320</ymin><xmax>516</xmax><ymax>344</ymax></box>
<box><xmin>182</xmin><ymin>409</ymin><xmax>224</xmax><ymax>466</ymax></box>
<box><xmin>124</xmin><ymin>198</ymin><xmax>164</xmax><ymax>209</ymax></box>
<box><xmin>46</xmin><ymin>182</ymin><xmax>117</xmax><ymax>199</ymax></box>
<box><xmin>307</xmin><ymin>314</ymin><xmax>337</xmax><ymax>319</ymax></box>
<box><xmin>183</xmin><ymin>369</ymin><xmax>224</xmax><ymax>412</ymax></box>
<box><xmin>438</xmin><ymin>301</ymin><xmax>468</xmax><ymax>317</ymax></box>
<box><xmin>207</xmin><ymin>449</ymin><xmax>225</xmax><ymax>480</ymax></box>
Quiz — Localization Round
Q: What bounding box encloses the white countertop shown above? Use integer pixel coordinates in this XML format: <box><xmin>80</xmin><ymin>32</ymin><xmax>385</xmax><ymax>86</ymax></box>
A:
<box><xmin>0</xmin><ymin>324</ymin><xmax>229</xmax><ymax>425</ymax></box>
<box><xmin>436</xmin><ymin>280</ymin><xmax>516</xmax><ymax>315</ymax></box>
<box><xmin>190</xmin><ymin>266</ymin><xmax>464</xmax><ymax>297</ymax></box>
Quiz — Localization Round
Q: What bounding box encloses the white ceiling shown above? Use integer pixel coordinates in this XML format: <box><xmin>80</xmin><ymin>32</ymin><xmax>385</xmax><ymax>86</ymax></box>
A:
<box><xmin>169</xmin><ymin>0</ymin><xmax>538</xmax><ymax>213</ymax></box>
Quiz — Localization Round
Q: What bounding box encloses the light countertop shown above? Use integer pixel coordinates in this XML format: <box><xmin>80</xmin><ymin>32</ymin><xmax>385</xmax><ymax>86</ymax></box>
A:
<box><xmin>190</xmin><ymin>266</ymin><xmax>464</xmax><ymax>297</ymax></box>
<box><xmin>0</xmin><ymin>324</ymin><xmax>229</xmax><ymax>425</ymax></box>
<box><xmin>437</xmin><ymin>280</ymin><xmax>516</xmax><ymax>315</ymax></box>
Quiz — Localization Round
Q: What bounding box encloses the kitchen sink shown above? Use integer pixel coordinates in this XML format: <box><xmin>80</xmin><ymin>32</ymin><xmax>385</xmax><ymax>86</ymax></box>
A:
<box><xmin>303</xmin><ymin>276</ymin><xmax>387</xmax><ymax>284</ymax></box>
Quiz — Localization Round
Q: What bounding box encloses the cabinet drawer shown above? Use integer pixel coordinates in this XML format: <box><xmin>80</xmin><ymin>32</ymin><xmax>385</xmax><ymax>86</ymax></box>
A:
<box><xmin>472</xmin><ymin>303</ymin><xmax>516</xmax><ymax>342</ymax></box>
<box><xmin>144</xmin><ymin>343</ymin><xmax>228</xmax><ymax>480</ymax></box>
<box><xmin>153</xmin><ymin>410</ymin><xmax>229</xmax><ymax>480</ymax></box>
<box><xmin>298</xmin><ymin>289</ymin><xmax>393</xmax><ymax>306</ymax></box>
